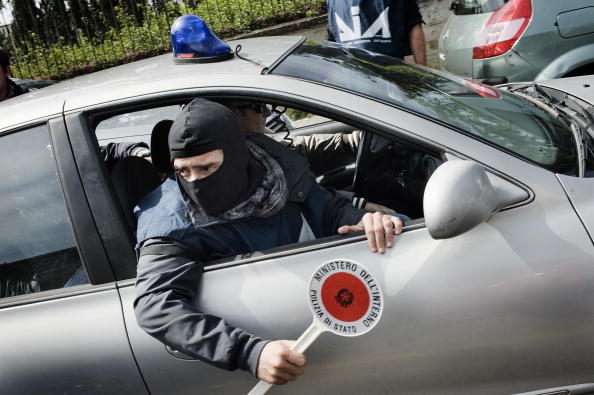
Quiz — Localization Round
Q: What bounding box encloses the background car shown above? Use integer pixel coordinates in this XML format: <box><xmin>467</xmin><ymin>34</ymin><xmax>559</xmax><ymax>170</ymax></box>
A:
<box><xmin>1</xmin><ymin>35</ymin><xmax>594</xmax><ymax>395</ymax></box>
<box><xmin>12</xmin><ymin>77</ymin><xmax>56</xmax><ymax>90</ymax></box>
<box><xmin>438</xmin><ymin>0</ymin><xmax>594</xmax><ymax>84</ymax></box>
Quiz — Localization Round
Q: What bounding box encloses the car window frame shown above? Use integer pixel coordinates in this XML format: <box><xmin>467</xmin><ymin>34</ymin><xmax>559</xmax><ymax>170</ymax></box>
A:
<box><xmin>64</xmin><ymin>112</ymin><xmax>138</xmax><ymax>281</ymax></box>
<box><xmin>71</xmin><ymin>88</ymin><xmax>451</xmax><ymax>277</ymax></box>
<box><xmin>0</xmin><ymin>118</ymin><xmax>115</xmax><ymax>308</ymax></box>
<box><xmin>68</xmin><ymin>84</ymin><xmax>530</xmax><ymax>278</ymax></box>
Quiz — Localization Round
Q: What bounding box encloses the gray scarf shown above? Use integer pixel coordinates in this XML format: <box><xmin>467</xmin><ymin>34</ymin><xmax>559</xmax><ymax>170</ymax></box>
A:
<box><xmin>183</xmin><ymin>141</ymin><xmax>289</xmax><ymax>226</ymax></box>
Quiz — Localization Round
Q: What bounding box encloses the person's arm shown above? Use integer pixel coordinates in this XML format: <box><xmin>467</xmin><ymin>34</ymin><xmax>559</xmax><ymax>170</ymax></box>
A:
<box><xmin>134</xmin><ymin>237</ymin><xmax>266</xmax><ymax>374</ymax></box>
<box><xmin>100</xmin><ymin>141</ymin><xmax>150</xmax><ymax>173</ymax></box>
<box><xmin>300</xmin><ymin>181</ymin><xmax>406</xmax><ymax>254</ymax></box>
<box><xmin>134</xmin><ymin>237</ymin><xmax>306</xmax><ymax>383</ymax></box>
<box><xmin>299</xmin><ymin>180</ymin><xmax>367</xmax><ymax>237</ymax></box>
<box><xmin>291</xmin><ymin>131</ymin><xmax>361</xmax><ymax>175</ymax></box>
<box><xmin>404</xmin><ymin>0</ymin><xmax>427</xmax><ymax>66</ymax></box>
<box><xmin>409</xmin><ymin>23</ymin><xmax>427</xmax><ymax>66</ymax></box>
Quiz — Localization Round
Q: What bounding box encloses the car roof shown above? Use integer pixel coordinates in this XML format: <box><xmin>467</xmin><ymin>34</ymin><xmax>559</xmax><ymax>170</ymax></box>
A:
<box><xmin>0</xmin><ymin>36</ymin><xmax>303</xmax><ymax>132</ymax></box>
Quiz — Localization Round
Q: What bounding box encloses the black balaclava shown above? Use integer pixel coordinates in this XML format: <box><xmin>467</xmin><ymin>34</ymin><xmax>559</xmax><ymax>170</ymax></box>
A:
<box><xmin>169</xmin><ymin>98</ymin><xmax>263</xmax><ymax>216</ymax></box>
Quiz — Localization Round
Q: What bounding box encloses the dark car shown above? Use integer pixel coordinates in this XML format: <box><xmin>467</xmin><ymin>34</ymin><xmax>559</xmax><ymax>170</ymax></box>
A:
<box><xmin>12</xmin><ymin>77</ymin><xmax>56</xmax><ymax>90</ymax></box>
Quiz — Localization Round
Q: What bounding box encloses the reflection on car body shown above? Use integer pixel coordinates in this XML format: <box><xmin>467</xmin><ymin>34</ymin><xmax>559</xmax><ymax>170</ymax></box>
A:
<box><xmin>0</xmin><ymin>35</ymin><xmax>594</xmax><ymax>395</ymax></box>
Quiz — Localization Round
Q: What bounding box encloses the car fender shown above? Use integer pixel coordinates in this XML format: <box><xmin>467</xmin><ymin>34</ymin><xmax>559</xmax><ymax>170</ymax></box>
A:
<box><xmin>534</xmin><ymin>43</ymin><xmax>594</xmax><ymax>80</ymax></box>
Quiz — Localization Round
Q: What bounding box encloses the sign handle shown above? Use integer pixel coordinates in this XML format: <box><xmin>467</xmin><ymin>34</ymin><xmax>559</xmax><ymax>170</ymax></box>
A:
<box><xmin>247</xmin><ymin>323</ymin><xmax>325</xmax><ymax>395</ymax></box>
<box><xmin>290</xmin><ymin>321</ymin><xmax>325</xmax><ymax>353</ymax></box>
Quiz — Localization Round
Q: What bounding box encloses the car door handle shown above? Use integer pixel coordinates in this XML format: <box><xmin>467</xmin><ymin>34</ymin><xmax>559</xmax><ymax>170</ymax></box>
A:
<box><xmin>513</xmin><ymin>383</ymin><xmax>594</xmax><ymax>395</ymax></box>
<box><xmin>165</xmin><ymin>345</ymin><xmax>197</xmax><ymax>360</ymax></box>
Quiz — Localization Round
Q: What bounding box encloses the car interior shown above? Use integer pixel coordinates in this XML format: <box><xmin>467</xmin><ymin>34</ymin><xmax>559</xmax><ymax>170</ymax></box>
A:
<box><xmin>94</xmin><ymin>98</ymin><xmax>444</xmax><ymax>241</ymax></box>
<box><xmin>0</xmin><ymin>98</ymin><xmax>446</xmax><ymax>299</ymax></box>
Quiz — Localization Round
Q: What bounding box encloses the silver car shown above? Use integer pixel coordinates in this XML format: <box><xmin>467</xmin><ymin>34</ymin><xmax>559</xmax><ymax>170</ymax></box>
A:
<box><xmin>1</xmin><ymin>36</ymin><xmax>594</xmax><ymax>395</ymax></box>
<box><xmin>438</xmin><ymin>0</ymin><xmax>594</xmax><ymax>84</ymax></box>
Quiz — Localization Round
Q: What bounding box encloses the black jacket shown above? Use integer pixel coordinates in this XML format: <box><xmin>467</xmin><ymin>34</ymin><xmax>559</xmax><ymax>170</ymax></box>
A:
<box><xmin>3</xmin><ymin>78</ymin><xmax>29</xmax><ymax>101</ymax></box>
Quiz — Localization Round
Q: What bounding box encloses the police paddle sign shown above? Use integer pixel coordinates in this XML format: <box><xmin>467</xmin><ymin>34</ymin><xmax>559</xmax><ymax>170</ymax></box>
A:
<box><xmin>248</xmin><ymin>259</ymin><xmax>384</xmax><ymax>395</ymax></box>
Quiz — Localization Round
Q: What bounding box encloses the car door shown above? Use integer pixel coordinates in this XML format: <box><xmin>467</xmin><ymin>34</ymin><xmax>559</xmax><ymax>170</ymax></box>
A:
<box><xmin>74</xmin><ymin>87</ymin><xmax>594</xmax><ymax>394</ymax></box>
<box><xmin>0</xmin><ymin>119</ymin><xmax>147</xmax><ymax>395</ymax></box>
<box><xmin>119</xmin><ymin>126</ymin><xmax>594</xmax><ymax>394</ymax></box>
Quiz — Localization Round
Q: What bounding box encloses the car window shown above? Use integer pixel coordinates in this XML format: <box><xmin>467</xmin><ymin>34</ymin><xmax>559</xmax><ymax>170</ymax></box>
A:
<box><xmin>452</xmin><ymin>0</ymin><xmax>510</xmax><ymax>15</ymax></box>
<box><xmin>93</xmin><ymin>99</ymin><xmax>438</xmax><ymax>269</ymax></box>
<box><xmin>0</xmin><ymin>125</ymin><xmax>87</xmax><ymax>299</ymax></box>
<box><xmin>266</xmin><ymin>105</ymin><xmax>441</xmax><ymax>220</ymax></box>
<box><xmin>95</xmin><ymin>105</ymin><xmax>181</xmax><ymax>145</ymax></box>
<box><xmin>271</xmin><ymin>40</ymin><xmax>579</xmax><ymax>176</ymax></box>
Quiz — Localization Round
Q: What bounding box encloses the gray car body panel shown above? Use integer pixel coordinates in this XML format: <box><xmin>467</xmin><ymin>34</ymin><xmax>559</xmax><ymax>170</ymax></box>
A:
<box><xmin>557</xmin><ymin>174</ymin><xmax>594</xmax><ymax>241</ymax></box>
<box><xmin>557</xmin><ymin>6</ymin><xmax>594</xmax><ymax>38</ymax></box>
<box><xmin>438</xmin><ymin>0</ymin><xmax>594</xmax><ymax>82</ymax></box>
<box><xmin>537</xmin><ymin>75</ymin><xmax>594</xmax><ymax>103</ymax></box>
<box><xmin>0</xmin><ymin>286</ymin><xmax>147</xmax><ymax>395</ymax></box>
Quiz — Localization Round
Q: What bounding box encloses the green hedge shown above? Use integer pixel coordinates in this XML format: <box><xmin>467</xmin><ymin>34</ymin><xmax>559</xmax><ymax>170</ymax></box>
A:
<box><xmin>11</xmin><ymin>0</ymin><xmax>326</xmax><ymax>81</ymax></box>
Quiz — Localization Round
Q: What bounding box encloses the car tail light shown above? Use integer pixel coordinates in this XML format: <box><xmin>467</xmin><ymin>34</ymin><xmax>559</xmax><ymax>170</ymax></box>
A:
<box><xmin>462</xmin><ymin>79</ymin><xmax>502</xmax><ymax>98</ymax></box>
<box><xmin>472</xmin><ymin>0</ymin><xmax>532</xmax><ymax>59</ymax></box>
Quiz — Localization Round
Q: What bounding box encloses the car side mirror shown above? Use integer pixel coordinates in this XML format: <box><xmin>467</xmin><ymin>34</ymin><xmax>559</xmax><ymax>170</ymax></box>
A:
<box><xmin>423</xmin><ymin>160</ymin><xmax>528</xmax><ymax>239</ymax></box>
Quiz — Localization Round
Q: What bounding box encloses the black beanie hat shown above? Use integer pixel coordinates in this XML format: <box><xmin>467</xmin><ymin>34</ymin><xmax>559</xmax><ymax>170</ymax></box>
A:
<box><xmin>169</xmin><ymin>98</ymin><xmax>248</xmax><ymax>160</ymax></box>
<box><xmin>168</xmin><ymin>98</ymin><xmax>263</xmax><ymax>216</ymax></box>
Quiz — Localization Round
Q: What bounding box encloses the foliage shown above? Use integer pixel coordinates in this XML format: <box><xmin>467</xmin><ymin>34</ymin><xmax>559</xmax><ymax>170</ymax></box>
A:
<box><xmin>0</xmin><ymin>29</ymin><xmax>7</xmax><ymax>49</ymax></box>
<box><xmin>285</xmin><ymin>108</ymin><xmax>311</xmax><ymax>121</ymax></box>
<box><xmin>7</xmin><ymin>0</ymin><xmax>326</xmax><ymax>80</ymax></box>
<box><xmin>6</xmin><ymin>0</ymin><xmax>147</xmax><ymax>46</ymax></box>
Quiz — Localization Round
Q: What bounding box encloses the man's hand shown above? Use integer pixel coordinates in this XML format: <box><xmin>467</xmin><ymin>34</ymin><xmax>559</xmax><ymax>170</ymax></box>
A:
<box><xmin>337</xmin><ymin>212</ymin><xmax>403</xmax><ymax>254</ymax></box>
<box><xmin>257</xmin><ymin>340</ymin><xmax>306</xmax><ymax>385</ymax></box>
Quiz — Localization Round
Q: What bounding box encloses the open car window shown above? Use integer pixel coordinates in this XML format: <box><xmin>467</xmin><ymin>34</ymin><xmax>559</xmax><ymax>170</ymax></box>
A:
<box><xmin>266</xmin><ymin>106</ymin><xmax>443</xmax><ymax>220</ymax></box>
<box><xmin>95</xmin><ymin>105</ymin><xmax>182</xmax><ymax>146</ymax></box>
<box><xmin>92</xmin><ymin>99</ymin><xmax>444</xmax><ymax>269</ymax></box>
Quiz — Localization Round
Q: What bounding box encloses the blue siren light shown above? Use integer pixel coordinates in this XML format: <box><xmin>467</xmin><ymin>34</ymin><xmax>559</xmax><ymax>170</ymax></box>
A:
<box><xmin>171</xmin><ymin>14</ymin><xmax>233</xmax><ymax>63</ymax></box>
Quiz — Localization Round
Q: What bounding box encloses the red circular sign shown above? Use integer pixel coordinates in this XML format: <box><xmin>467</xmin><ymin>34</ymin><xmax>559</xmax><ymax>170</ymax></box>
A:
<box><xmin>321</xmin><ymin>272</ymin><xmax>370</xmax><ymax>322</ymax></box>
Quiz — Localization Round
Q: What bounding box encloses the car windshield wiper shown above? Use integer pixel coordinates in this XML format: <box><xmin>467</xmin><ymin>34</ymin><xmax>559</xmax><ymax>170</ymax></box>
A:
<box><xmin>502</xmin><ymin>82</ymin><xmax>594</xmax><ymax>177</ymax></box>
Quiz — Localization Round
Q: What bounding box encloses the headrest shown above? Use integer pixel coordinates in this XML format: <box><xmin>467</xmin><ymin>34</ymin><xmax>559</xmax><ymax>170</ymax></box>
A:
<box><xmin>151</xmin><ymin>119</ymin><xmax>174</xmax><ymax>174</ymax></box>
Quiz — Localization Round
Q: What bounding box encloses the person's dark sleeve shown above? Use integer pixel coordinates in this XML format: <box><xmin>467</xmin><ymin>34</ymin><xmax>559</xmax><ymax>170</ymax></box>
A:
<box><xmin>134</xmin><ymin>237</ymin><xmax>267</xmax><ymax>376</ymax></box>
<box><xmin>300</xmin><ymin>179</ymin><xmax>366</xmax><ymax>237</ymax></box>
<box><xmin>100</xmin><ymin>142</ymin><xmax>149</xmax><ymax>173</ymax></box>
<box><xmin>404</xmin><ymin>0</ymin><xmax>424</xmax><ymax>30</ymax></box>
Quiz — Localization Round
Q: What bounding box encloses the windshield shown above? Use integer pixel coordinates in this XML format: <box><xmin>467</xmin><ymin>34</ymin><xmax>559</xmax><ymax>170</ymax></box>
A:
<box><xmin>452</xmin><ymin>0</ymin><xmax>510</xmax><ymax>15</ymax></box>
<box><xmin>271</xmin><ymin>40</ymin><xmax>578</xmax><ymax>175</ymax></box>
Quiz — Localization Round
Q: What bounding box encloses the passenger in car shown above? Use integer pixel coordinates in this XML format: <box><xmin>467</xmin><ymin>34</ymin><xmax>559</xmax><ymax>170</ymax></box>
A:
<box><xmin>224</xmin><ymin>101</ymin><xmax>360</xmax><ymax>175</ymax></box>
<box><xmin>134</xmin><ymin>99</ymin><xmax>405</xmax><ymax>386</ymax></box>
<box><xmin>100</xmin><ymin>141</ymin><xmax>151</xmax><ymax>173</ymax></box>
<box><xmin>224</xmin><ymin>100</ymin><xmax>396</xmax><ymax>215</ymax></box>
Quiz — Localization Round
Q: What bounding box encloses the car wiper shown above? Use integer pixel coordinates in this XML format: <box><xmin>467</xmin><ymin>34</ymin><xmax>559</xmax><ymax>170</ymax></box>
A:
<box><xmin>502</xmin><ymin>82</ymin><xmax>594</xmax><ymax>177</ymax></box>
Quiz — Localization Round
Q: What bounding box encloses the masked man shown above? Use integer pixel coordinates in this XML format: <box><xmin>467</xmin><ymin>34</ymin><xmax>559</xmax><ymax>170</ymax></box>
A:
<box><xmin>134</xmin><ymin>99</ymin><xmax>403</xmax><ymax>385</ymax></box>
